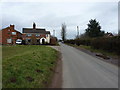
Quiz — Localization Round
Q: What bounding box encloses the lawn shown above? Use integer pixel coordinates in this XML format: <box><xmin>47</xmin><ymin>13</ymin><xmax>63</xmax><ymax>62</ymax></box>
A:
<box><xmin>2</xmin><ymin>45</ymin><xmax>58</xmax><ymax>88</ymax></box>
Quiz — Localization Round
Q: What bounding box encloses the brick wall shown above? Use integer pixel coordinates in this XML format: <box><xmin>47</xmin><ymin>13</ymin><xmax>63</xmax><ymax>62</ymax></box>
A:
<box><xmin>50</xmin><ymin>37</ymin><xmax>57</xmax><ymax>45</ymax></box>
<box><xmin>22</xmin><ymin>33</ymin><xmax>46</xmax><ymax>45</ymax></box>
<box><xmin>0</xmin><ymin>25</ymin><xmax>22</xmax><ymax>45</ymax></box>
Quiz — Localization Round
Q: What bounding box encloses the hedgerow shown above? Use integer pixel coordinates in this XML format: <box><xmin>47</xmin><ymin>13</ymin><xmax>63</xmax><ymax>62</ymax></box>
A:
<box><xmin>64</xmin><ymin>36</ymin><xmax>120</xmax><ymax>54</ymax></box>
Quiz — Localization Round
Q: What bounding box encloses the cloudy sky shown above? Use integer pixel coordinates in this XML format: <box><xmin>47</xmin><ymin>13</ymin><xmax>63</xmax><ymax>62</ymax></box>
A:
<box><xmin>1</xmin><ymin>0</ymin><xmax>119</xmax><ymax>39</ymax></box>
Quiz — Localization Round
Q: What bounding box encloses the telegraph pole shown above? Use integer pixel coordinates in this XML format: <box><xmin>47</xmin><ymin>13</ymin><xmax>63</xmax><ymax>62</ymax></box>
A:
<box><xmin>77</xmin><ymin>26</ymin><xmax>79</xmax><ymax>38</ymax></box>
<box><xmin>53</xmin><ymin>30</ymin><xmax>55</xmax><ymax>37</ymax></box>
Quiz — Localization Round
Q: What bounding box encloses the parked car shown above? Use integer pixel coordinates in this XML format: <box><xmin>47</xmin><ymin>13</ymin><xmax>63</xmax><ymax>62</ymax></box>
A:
<box><xmin>16</xmin><ymin>39</ymin><xmax>22</xmax><ymax>45</ymax></box>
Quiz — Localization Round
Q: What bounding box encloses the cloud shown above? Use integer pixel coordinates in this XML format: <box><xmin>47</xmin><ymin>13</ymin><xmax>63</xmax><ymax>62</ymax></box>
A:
<box><xmin>1</xmin><ymin>2</ymin><xmax>118</xmax><ymax>39</ymax></box>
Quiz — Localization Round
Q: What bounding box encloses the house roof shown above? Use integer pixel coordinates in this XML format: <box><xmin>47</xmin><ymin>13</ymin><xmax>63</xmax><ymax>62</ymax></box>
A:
<box><xmin>46</xmin><ymin>31</ymin><xmax>50</xmax><ymax>34</ymax></box>
<box><xmin>1</xmin><ymin>26</ymin><xmax>22</xmax><ymax>34</ymax></box>
<box><xmin>104</xmin><ymin>32</ymin><xmax>114</xmax><ymax>37</ymax></box>
<box><xmin>23</xmin><ymin>28</ymin><xmax>50</xmax><ymax>34</ymax></box>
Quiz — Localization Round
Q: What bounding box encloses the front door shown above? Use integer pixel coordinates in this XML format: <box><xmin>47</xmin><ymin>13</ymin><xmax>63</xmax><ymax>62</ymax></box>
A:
<box><xmin>42</xmin><ymin>39</ymin><xmax>45</xmax><ymax>44</ymax></box>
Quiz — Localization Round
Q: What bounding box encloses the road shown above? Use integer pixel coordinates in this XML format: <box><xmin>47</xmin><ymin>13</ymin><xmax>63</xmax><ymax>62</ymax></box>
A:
<box><xmin>60</xmin><ymin>43</ymin><xmax>118</xmax><ymax>88</ymax></box>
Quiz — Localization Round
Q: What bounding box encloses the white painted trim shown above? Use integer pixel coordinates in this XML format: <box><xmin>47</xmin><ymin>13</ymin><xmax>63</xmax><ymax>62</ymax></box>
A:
<box><xmin>40</xmin><ymin>37</ymin><xmax>47</xmax><ymax>44</ymax></box>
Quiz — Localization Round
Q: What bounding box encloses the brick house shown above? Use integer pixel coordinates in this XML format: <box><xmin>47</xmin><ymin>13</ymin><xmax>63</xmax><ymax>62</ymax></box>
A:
<box><xmin>0</xmin><ymin>23</ymin><xmax>58</xmax><ymax>45</ymax></box>
<box><xmin>0</xmin><ymin>25</ymin><xmax>22</xmax><ymax>45</ymax></box>
<box><xmin>22</xmin><ymin>23</ymin><xmax>51</xmax><ymax>45</ymax></box>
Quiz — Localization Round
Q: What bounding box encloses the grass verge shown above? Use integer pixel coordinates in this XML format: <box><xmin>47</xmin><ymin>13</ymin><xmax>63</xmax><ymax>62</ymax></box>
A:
<box><xmin>2</xmin><ymin>45</ymin><xmax>58</xmax><ymax>88</ymax></box>
<box><xmin>0</xmin><ymin>45</ymin><xmax>2</xmax><ymax>89</ymax></box>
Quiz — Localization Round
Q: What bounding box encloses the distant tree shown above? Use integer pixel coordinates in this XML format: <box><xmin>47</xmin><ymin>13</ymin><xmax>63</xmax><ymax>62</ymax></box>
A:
<box><xmin>61</xmin><ymin>23</ymin><xmax>67</xmax><ymax>42</ymax></box>
<box><xmin>85</xmin><ymin>19</ymin><xmax>105</xmax><ymax>38</ymax></box>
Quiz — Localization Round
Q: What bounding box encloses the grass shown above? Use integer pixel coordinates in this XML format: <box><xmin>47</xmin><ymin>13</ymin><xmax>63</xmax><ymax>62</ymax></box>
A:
<box><xmin>66</xmin><ymin>43</ymin><xmax>118</xmax><ymax>58</ymax></box>
<box><xmin>2</xmin><ymin>45</ymin><xmax>58</xmax><ymax>88</ymax></box>
<box><xmin>0</xmin><ymin>46</ymin><xmax>2</xmax><ymax>89</ymax></box>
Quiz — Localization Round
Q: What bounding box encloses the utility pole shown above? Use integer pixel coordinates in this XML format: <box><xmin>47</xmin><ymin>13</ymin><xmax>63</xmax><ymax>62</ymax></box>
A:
<box><xmin>77</xmin><ymin>26</ymin><xmax>79</xmax><ymax>38</ymax></box>
<box><xmin>118</xmin><ymin>30</ymin><xmax>120</xmax><ymax>36</ymax></box>
<box><xmin>53</xmin><ymin>30</ymin><xmax>55</xmax><ymax>37</ymax></box>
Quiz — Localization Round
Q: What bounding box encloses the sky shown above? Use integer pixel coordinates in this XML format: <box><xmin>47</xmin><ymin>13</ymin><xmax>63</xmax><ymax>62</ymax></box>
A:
<box><xmin>0</xmin><ymin>0</ymin><xmax>119</xmax><ymax>39</ymax></box>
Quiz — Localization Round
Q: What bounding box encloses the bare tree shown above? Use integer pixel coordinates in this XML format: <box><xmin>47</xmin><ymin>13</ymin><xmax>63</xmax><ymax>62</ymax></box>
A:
<box><xmin>61</xmin><ymin>23</ymin><xmax>67</xmax><ymax>42</ymax></box>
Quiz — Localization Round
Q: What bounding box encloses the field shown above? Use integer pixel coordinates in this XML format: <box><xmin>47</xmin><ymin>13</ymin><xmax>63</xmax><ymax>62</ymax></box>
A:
<box><xmin>2</xmin><ymin>45</ymin><xmax>58</xmax><ymax>88</ymax></box>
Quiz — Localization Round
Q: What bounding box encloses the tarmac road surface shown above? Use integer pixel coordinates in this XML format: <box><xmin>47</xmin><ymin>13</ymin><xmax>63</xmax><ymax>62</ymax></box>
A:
<box><xmin>60</xmin><ymin>43</ymin><xmax>118</xmax><ymax>88</ymax></box>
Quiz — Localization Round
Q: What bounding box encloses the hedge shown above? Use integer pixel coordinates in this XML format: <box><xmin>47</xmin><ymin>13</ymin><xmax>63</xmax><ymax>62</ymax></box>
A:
<box><xmin>64</xmin><ymin>36</ymin><xmax>120</xmax><ymax>54</ymax></box>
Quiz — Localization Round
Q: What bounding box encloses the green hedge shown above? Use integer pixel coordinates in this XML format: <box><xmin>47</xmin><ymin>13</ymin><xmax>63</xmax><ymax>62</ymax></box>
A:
<box><xmin>65</xmin><ymin>36</ymin><xmax>120</xmax><ymax>54</ymax></box>
<box><xmin>91</xmin><ymin>36</ymin><xmax>120</xmax><ymax>54</ymax></box>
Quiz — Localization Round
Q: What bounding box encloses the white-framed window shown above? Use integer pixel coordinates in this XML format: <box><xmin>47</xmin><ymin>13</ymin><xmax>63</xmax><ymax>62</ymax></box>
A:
<box><xmin>7</xmin><ymin>39</ymin><xmax>12</xmax><ymax>43</ymax></box>
<box><xmin>46</xmin><ymin>34</ymin><xmax>48</xmax><ymax>37</ymax></box>
<box><xmin>36</xmin><ymin>34</ymin><xmax>40</xmax><ymax>37</ymax></box>
<box><xmin>12</xmin><ymin>32</ymin><xmax>16</xmax><ymax>35</ymax></box>
<box><xmin>26</xmin><ymin>34</ymin><xmax>32</xmax><ymax>37</ymax></box>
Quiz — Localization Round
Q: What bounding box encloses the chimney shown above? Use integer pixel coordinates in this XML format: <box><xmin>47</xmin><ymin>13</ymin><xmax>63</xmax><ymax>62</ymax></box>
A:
<box><xmin>33</xmin><ymin>22</ymin><xmax>36</xmax><ymax>29</ymax></box>
<box><xmin>10</xmin><ymin>24</ymin><xmax>14</xmax><ymax>30</ymax></box>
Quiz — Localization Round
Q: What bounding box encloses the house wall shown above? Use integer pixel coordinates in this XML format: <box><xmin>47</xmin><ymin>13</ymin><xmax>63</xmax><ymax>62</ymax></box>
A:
<box><xmin>0</xmin><ymin>25</ymin><xmax>22</xmax><ymax>45</ymax></box>
<box><xmin>23</xmin><ymin>33</ymin><xmax>50</xmax><ymax>44</ymax></box>
<box><xmin>46</xmin><ymin>34</ymin><xmax>50</xmax><ymax>43</ymax></box>
<box><xmin>0</xmin><ymin>31</ymin><xmax>2</xmax><ymax>45</ymax></box>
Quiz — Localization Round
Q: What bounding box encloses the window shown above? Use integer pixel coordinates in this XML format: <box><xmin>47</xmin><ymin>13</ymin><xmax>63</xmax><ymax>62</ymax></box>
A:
<box><xmin>46</xmin><ymin>34</ymin><xmax>48</xmax><ymax>37</ymax></box>
<box><xmin>36</xmin><ymin>34</ymin><xmax>40</xmax><ymax>37</ymax></box>
<box><xmin>26</xmin><ymin>39</ymin><xmax>31</xmax><ymax>42</ymax></box>
<box><xmin>12</xmin><ymin>32</ymin><xmax>16</xmax><ymax>35</ymax></box>
<box><xmin>26</xmin><ymin>34</ymin><xmax>32</xmax><ymax>37</ymax></box>
<box><xmin>28</xmin><ymin>39</ymin><xmax>31</xmax><ymax>42</ymax></box>
<box><xmin>7</xmin><ymin>39</ymin><xmax>12</xmax><ymax>43</ymax></box>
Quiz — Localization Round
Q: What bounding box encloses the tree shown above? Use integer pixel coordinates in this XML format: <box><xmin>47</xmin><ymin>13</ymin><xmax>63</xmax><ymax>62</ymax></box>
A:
<box><xmin>85</xmin><ymin>19</ymin><xmax>104</xmax><ymax>38</ymax></box>
<box><xmin>61</xmin><ymin>23</ymin><xmax>67</xmax><ymax>42</ymax></box>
